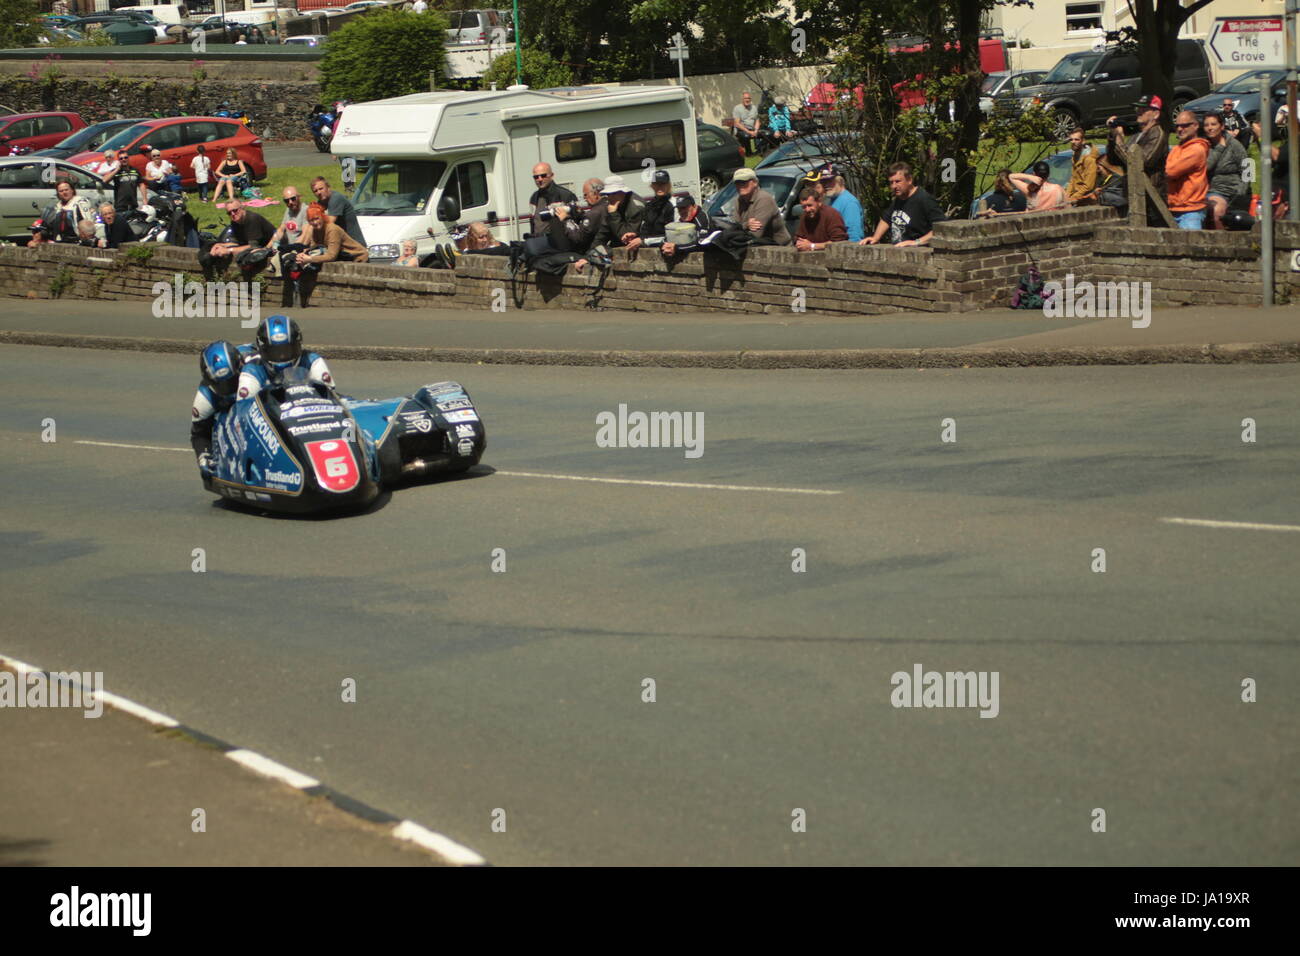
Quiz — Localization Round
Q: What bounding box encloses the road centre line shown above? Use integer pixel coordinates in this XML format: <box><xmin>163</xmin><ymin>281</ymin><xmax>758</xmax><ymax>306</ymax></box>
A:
<box><xmin>75</xmin><ymin>440</ymin><xmax>843</xmax><ymax>495</ymax></box>
<box><xmin>1159</xmin><ymin>517</ymin><xmax>1300</xmax><ymax>533</ymax></box>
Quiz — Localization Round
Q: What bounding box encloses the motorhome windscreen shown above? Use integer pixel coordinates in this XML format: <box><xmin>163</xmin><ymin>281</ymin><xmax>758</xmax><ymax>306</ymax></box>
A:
<box><xmin>353</xmin><ymin>161</ymin><xmax>447</xmax><ymax>216</ymax></box>
<box><xmin>607</xmin><ymin>121</ymin><xmax>686</xmax><ymax>173</ymax></box>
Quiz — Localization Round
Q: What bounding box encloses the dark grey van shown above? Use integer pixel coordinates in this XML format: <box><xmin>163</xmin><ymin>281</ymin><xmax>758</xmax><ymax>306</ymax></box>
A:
<box><xmin>1006</xmin><ymin>39</ymin><xmax>1212</xmax><ymax>138</ymax></box>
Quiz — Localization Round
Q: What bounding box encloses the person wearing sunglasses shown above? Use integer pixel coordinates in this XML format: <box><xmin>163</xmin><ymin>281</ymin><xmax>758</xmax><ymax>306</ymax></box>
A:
<box><xmin>199</xmin><ymin>199</ymin><xmax>277</xmax><ymax>280</ymax></box>
<box><xmin>264</xmin><ymin>187</ymin><xmax>309</xmax><ymax>272</ymax></box>
<box><xmin>1106</xmin><ymin>94</ymin><xmax>1169</xmax><ymax>216</ymax></box>
<box><xmin>528</xmin><ymin>162</ymin><xmax>577</xmax><ymax>239</ymax></box>
<box><xmin>1166</xmin><ymin>109</ymin><xmax>1209</xmax><ymax>230</ymax></box>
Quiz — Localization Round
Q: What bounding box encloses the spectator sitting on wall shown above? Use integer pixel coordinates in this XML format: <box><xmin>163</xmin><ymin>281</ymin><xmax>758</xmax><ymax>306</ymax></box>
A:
<box><xmin>1107</xmin><ymin>94</ymin><xmax>1168</xmax><ymax>204</ymax></box>
<box><xmin>1166</xmin><ymin>109</ymin><xmax>1210</xmax><ymax>230</ymax></box>
<box><xmin>396</xmin><ymin>239</ymin><xmax>421</xmax><ymax>267</ymax></box>
<box><xmin>213</xmin><ymin>147</ymin><xmax>249</xmax><ymax>206</ymax></box>
<box><xmin>46</xmin><ymin>179</ymin><xmax>97</xmax><ymax>244</ymax></box>
<box><xmin>98</xmin><ymin>202</ymin><xmax>133</xmax><ymax>248</ymax></box>
<box><xmin>1202</xmin><ymin>111</ymin><xmax>1247</xmax><ymax>230</ymax></box>
<box><xmin>794</xmin><ymin>187</ymin><xmax>847</xmax><ymax>251</ymax></box>
<box><xmin>732</xmin><ymin>91</ymin><xmax>761</xmax><ymax>152</ymax></box>
<box><xmin>821</xmin><ymin>167</ymin><xmax>864</xmax><ymax>242</ymax></box>
<box><xmin>660</xmin><ymin>193</ymin><xmax>715</xmax><ymax>257</ymax></box>
<box><xmin>978</xmin><ymin>169</ymin><xmax>1028</xmax><ymax>217</ymax></box>
<box><xmin>528</xmin><ymin>161</ymin><xmax>578</xmax><ymax>242</ymax></box>
<box><xmin>235</xmin><ymin>33</ymin><xmax>248</xmax><ymax>45</ymax></box>
<box><xmin>310</xmin><ymin>175</ymin><xmax>366</xmax><ymax>247</ymax></box>
<box><xmin>1011</xmin><ymin>162</ymin><xmax>1067</xmax><ymax>212</ymax></box>
<box><xmin>200</xmin><ymin>199</ymin><xmax>277</xmax><ymax>280</ymax></box>
<box><xmin>731</xmin><ymin>167</ymin><xmax>790</xmax><ymax>246</ymax></box>
<box><xmin>573</xmin><ymin>175</ymin><xmax>648</xmax><ymax>273</ymax></box>
<box><xmin>861</xmin><ymin>162</ymin><xmax>946</xmax><ymax>247</ymax></box>
<box><xmin>551</xmin><ymin>177</ymin><xmax>607</xmax><ymax>254</ymax></box>
<box><xmin>638</xmin><ymin>170</ymin><xmax>676</xmax><ymax>247</ymax></box>
<box><xmin>295</xmin><ymin>201</ymin><xmax>370</xmax><ymax>268</ymax></box>
<box><xmin>75</xmin><ymin>219</ymin><xmax>100</xmax><ymax>247</ymax></box>
<box><xmin>768</xmin><ymin>96</ymin><xmax>795</xmax><ymax>142</ymax></box>
<box><xmin>1066</xmin><ymin>127</ymin><xmax>1099</xmax><ymax>205</ymax></box>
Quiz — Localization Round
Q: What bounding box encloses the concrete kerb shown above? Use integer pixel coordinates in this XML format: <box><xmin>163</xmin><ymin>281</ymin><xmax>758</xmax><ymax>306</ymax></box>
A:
<box><xmin>3</xmin><ymin>330</ymin><xmax>1299</xmax><ymax>368</ymax></box>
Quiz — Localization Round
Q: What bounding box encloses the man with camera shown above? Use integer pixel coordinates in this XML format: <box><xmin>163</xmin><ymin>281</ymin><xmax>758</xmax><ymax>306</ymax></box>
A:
<box><xmin>1106</xmin><ymin>94</ymin><xmax>1169</xmax><ymax>206</ymax></box>
<box><xmin>529</xmin><ymin>162</ymin><xmax>578</xmax><ymax>242</ymax></box>
<box><xmin>545</xmin><ymin>178</ymin><xmax>607</xmax><ymax>254</ymax></box>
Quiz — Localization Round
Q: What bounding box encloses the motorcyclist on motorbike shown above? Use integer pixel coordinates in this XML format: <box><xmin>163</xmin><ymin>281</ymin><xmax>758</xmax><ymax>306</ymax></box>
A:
<box><xmin>191</xmin><ymin>339</ymin><xmax>253</xmax><ymax>472</ymax></box>
<box><xmin>236</xmin><ymin>314</ymin><xmax>334</xmax><ymax>400</ymax></box>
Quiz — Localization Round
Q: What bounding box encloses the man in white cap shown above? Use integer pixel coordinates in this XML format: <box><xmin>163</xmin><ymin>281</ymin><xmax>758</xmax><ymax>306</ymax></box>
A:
<box><xmin>728</xmin><ymin>167</ymin><xmax>790</xmax><ymax>245</ymax></box>
<box><xmin>574</xmin><ymin>175</ymin><xmax>648</xmax><ymax>272</ymax></box>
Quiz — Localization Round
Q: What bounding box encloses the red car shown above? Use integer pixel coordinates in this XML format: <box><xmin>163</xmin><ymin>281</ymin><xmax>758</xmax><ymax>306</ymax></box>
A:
<box><xmin>0</xmin><ymin>112</ymin><xmax>87</xmax><ymax>157</ymax></box>
<box><xmin>68</xmin><ymin>116</ymin><xmax>267</xmax><ymax>187</ymax></box>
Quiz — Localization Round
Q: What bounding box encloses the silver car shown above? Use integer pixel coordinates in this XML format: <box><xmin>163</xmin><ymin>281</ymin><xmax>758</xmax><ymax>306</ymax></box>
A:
<box><xmin>0</xmin><ymin>157</ymin><xmax>111</xmax><ymax>242</ymax></box>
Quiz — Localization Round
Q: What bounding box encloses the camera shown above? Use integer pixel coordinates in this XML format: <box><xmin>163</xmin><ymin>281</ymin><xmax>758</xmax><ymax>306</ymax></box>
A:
<box><xmin>1107</xmin><ymin>118</ymin><xmax>1121</xmax><ymax>129</ymax></box>
<box><xmin>537</xmin><ymin>202</ymin><xmax>577</xmax><ymax>222</ymax></box>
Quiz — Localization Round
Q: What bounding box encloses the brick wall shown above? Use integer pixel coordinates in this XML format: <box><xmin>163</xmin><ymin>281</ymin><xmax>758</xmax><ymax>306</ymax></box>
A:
<box><xmin>5</xmin><ymin>208</ymin><xmax>1297</xmax><ymax>314</ymax></box>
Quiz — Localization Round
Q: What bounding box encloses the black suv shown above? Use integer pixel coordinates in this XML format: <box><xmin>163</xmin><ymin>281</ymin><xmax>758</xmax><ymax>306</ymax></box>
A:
<box><xmin>1006</xmin><ymin>39</ymin><xmax>1212</xmax><ymax>138</ymax></box>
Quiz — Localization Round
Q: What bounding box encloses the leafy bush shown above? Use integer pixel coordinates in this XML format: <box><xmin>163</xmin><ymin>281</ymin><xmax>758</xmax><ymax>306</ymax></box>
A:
<box><xmin>0</xmin><ymin>0</ymin><xmax>41</xmax><ymax>49</ymax></box>
<box><xmin>483</xmin><ymin>48</ymin><xmax>574</xmax><ymax>91</ymax></box>
<box><xmin>319</xmin><ymin>9</ymin><xmax>450</xmax><ymax>104</ymax></box>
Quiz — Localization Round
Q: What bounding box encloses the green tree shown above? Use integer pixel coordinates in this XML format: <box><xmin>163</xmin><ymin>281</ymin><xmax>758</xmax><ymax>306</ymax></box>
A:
<box><xmin>483</xmin><ymin>47</ymin><xmax>575</xmax><ymax>89</ymax></box>
<box><xmin>0</xmin><ymin>0</ymin><xmax>42</xmax><ymax>49</ymax></box>
<box><xmin>319</xmin><ymin>9</ymin><xmax>450</xmax><ymax>103</ymax></box>
<box><xmin>1109</xmin><ymin>0</ymin><xmax>1220</xmax><ymax>129</ymax></box>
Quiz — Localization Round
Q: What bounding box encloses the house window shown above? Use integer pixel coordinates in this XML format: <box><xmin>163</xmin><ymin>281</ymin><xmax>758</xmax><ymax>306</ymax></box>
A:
<box><xmin>1066</xmin><ymin>2</ymin><xmax>1104</xmax><ymax>32</ymax></box>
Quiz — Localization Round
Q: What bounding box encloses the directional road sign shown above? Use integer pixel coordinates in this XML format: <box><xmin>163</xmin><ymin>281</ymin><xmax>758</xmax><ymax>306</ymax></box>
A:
<box><xmin>1208</xmin><ymin>17</ymin><xmax>1285</xmax><ymax>70</ymax></box>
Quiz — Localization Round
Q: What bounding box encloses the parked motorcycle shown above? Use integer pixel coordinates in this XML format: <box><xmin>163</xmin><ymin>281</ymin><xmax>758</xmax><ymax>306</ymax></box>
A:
<box><xmin>213</xmin><ymin>103</ymin><xmax>252</xmax><ymax>128</ymax></box>
<box><xmin>308</xmin><ymin>104</ymin><xmax>336</xmax><ymax>153</ymax></box>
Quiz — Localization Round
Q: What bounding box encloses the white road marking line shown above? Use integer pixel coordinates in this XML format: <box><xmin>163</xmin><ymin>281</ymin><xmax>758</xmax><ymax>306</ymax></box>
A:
<box><xmin>95</xmin><ymin>690</ymin><xmax>180</xmax><ymax>728</ymax></box>
<box><xmin>76</xmin><ymin>440</ymin><xmax>189</xmax><ymax>452</ymax></box>
<box><xmin>392</xmin><ymin>820</ymin><xmax>487</xmax><ymax>867</ymax></box>
<box><xmin>496</xmin><ymin>470</ymin><xmax>843</xmax><ymax>495</ymax></box>
<box><xmin>0</xmin><ymin>655</ymin><xmax>40</xmax><ymax>677</ymax></box>
<box><xmin>76</xmin><ymin>439</ymin><xmax>841</xmax><ymax>496</ymax></box>
<box><xmin>1160</xmin><ymin>517</ymin><xmax>1300</xmax><ymax>533</ymax></box>
<box><xmin>226</xmin><ymin>749</ymin><xmax>321</xmax><ymax>790</ymax></box>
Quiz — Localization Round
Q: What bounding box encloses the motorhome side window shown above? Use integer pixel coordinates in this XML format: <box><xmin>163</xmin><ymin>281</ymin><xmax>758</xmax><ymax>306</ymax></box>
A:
<box><xmin>608</xmin><ymin>121</ymin><xmax>686</xmax><ymax>173</ymax></box>
<box><xmin>555</xmin><ymin>132</ymin><xmax>596</xmax><ymax>162</ymax></box>
<box><xmin>448</xmin><ymin>161</ymin><xmax>488</xmax><ymax>209</ymax></box>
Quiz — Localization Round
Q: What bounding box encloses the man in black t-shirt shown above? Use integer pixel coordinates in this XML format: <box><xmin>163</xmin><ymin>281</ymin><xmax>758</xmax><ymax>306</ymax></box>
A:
<box><xmin>199</xmin><ymin>200</ymin><xmax>277</xmax><ymax>279</ymax></box>
<box><xmin>528</xmin><ymin>162</ymin><xmax>578</xmax><ymax>241</ymax></box>
<box><xmin>861</xmin><ymin>162</ymin><xmax>947</xmax><ymax>246</ymax></box>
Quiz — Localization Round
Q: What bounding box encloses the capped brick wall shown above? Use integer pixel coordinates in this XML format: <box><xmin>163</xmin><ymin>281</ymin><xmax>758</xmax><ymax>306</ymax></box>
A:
<box><xmin>4</xmin><ymin>207</ymin><xmax>1297</xmax><ymax>314</ymax></box>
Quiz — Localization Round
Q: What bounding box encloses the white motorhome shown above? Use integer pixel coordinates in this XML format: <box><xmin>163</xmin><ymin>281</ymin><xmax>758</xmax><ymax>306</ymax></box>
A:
<box><xmin>330</xmin><ymin>85</ymin><xmax>701</xmax><ymax>263</ymax></box>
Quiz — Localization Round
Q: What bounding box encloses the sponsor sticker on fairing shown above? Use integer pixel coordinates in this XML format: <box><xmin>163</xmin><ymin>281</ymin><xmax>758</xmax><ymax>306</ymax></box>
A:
<box><xmin>436</xmin><ymin>398</ymin><xmax>472</xmax><ymax>411</ymax></box>
<box><xmin>264</xmin><ymin>469</ymin><xmax>302</xmax><ymax>488</ymax></box>
<box><xmin>283</xmin><ymin>404</ymin><xmax>340</xmax><ymax>419</ymax></box>
<box><xmin>287</xmin><ymin>421</ymin><xmax>341</xmax><ymax>437</ymax></box>
<box><xmin>457</xmin><ymin>438</ymin><xmax>475</xmax><ymax>456</ymax></box>
<box><xmin>455</xmin><ymin>424</ymin><xmax>476</xmax><ymax>438</ymax></box>
<box><xmin>442</xmin><ymin>409</ymin><xmax>479</xmax><ymax>424</ymax></box>
<box><xmin>246</xmin><ymin>404</ymin><xmax>281</xmax><ymax>455</ymax></box>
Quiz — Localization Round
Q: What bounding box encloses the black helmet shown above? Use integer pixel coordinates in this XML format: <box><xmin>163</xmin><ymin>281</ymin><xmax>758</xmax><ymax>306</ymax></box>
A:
<box><xmin>200</xmin><ymin>340</ymin><xmax>243</xmax><ymax>397</ymax></box>
<box><xmin>256</xmin><ymin>314</ymin><xmax>303</xmax><ymax>369</ymax></box>
<box><xmin>1222</xmin><ymin>209</ymin><xmax>1255</xmax><ymax>231</ymax></box>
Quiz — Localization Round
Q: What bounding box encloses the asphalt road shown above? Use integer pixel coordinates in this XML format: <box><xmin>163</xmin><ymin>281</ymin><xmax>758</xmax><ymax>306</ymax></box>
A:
<box><xmin>264</xmin><ymin>141</ymin><xmax>338</xmax><ymax>171</ymax></box>
<box><xmin>2</xmin><ymin>345</ymin><xmax>1298</xmax><ymax>865</ymax></box>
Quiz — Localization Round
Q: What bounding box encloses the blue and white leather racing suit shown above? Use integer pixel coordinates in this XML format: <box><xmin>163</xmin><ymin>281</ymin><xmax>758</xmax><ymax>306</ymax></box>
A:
<box><xmin>235</xmin><ymin>351</ymin><xmax>334</xmax><ymax>402</ymax></box>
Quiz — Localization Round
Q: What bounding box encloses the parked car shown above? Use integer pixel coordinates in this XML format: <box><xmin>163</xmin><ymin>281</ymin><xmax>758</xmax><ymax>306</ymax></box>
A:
<box><xmin>755</xmin><ymin>132</ymin><xmax>860</xmax><ymax>171</ymax></box>
<box><xmin>33</xmin><ymin>119</ymin><xmax>141</xmax><ymax>160</ymax></box>
<box><xmin>195</xmin><ymin>18</ymin><xmax>270</xmax><ymax>43</ymax></box>
<box><xmin>0</xmin><ymin>112</ymin><xmax>87</xmax><ymax>157</ymax></box>
<box><xmin>967</xmin><ymin>146</ymin><xmax>1109</xmax><ymax>218</ymax></box>
<box><xmin>65</xmin><ymin>15</ymin><xmax>159</xmax><ymax>45</ymax></box>
<box><xmin>445</xmin><ymin>8</ymin><xmax>507</xmax><ymax>44</ymax></box>
<box><xmin>695</xmin><ymin>122</ymin><xmax>745</xmax><ymax>201</ymax></box>
<box><xmin>68</xmin><ymin>116</ymin><xmax>267</xmax><ymax>187</ymax></box>
<box><xmin>1184</xmin><ymin>68</ymin><xmax>1287</xmax><ymax>141</ymax></box>
<box><xmin>1009</xmin><ymin>39</ymin><xmax>1212</xmax><ymax>138</ymax></box>
<box><xmin>980</xmin><ymin>70</ymin><xmax>1047</xmax><ymax>116</ymax></box>
<box><xmin>37</xmin><ymin>25</ymin><xmax>89</xmax><ymax>44</ymax></box>
<box><xmin>343</xmin><ymin>1</ymin><xmax>387</xmax><ymax>10</ymax></box>
<box><xmin>0</xmin><ymin>156</ymin><xmax>111</xmax><ymax>241</ymax></box>
<box><xmin>116</xmin><ymin>10</ymin><xmax>190</xmax><ymax>42</ymax></box>
<box><xmin>705</xmin><ymin>164</ymin><xmax>808</xmax><ymax>238</ymax></box>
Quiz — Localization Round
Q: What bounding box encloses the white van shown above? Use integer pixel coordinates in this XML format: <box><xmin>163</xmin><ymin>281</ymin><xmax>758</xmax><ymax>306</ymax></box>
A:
<box><xmin>330</xmin><ymin>85</ymin><xmax>701</xmax><ymax>263</ymax></box>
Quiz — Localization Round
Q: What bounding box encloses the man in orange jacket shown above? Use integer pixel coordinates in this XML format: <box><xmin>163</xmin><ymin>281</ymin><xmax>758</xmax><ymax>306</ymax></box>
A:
<box><xmin>1166</xmin><ymin>109</ymin><xmax>1210</xmax><ymax>230</ymax></box>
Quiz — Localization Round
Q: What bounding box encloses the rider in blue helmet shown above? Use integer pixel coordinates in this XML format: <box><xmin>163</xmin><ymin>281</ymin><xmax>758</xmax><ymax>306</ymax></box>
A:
<box><xmin>236</xmin><ymin>314</ymin><xmax>334</xmax><ymax>400</ymax></box>
<box><xmin>191</xmin><ymin>339</ymin><xmax>254</xmax><ymax>471</ymax></box>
